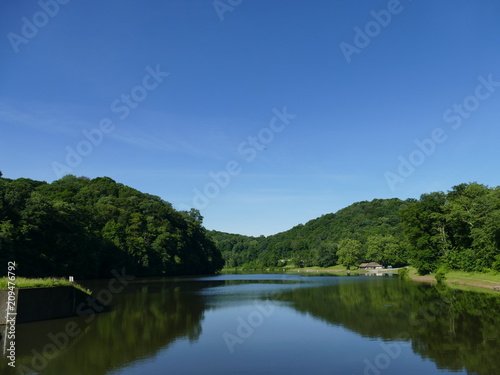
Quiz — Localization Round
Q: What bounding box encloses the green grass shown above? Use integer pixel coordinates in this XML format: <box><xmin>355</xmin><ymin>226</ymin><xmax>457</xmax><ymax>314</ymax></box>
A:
<box><xmin>0</xmin><ymin>277</ymin><xmax>91</xmax><ymax>294</ymax></box>
<box><xmin>224</xmin><ymin>264</ymin><xmax>401</xmax><ymax>273</ymax></box>
<box><xmin>222</xmin><ymin>264</ymin><xmax>363</xmax><ymax>275</ymax></box>
<box><xmin>444</xmin><ymin>270</ymin><xmax>500</xmax><ymax>283</ymax></box>
<box><xmin>405</xmin><ymin>267</ymin><xmax>500</xmax><ymax>283</ymax></box>
<box><xmin>289</xmin><ymin>265</ymin><xmax>355</xmax><ymax>273</ymax></box>
<box><xmin>223</xmin><ymin>264</ymin><xmax>500</xmax><ymax>285</ymax></box>
<box><xmin>407</xmin><ymin>266</ymin><xmax>420</xmax><ymax>279</ymax></box>
<box><xmin>402</xmin><ymin>266</ymin><xmax>500</xmax><ymax>294</ymax></box>
<box><xmin>443</xmin><ymin>282</ymin><xmax>500</xmax><ymax>295</ymax></box>
<box><xmin>294</xmin><ymin>265</ymin><xmax>347</xmax><ymax>271</ymax></box>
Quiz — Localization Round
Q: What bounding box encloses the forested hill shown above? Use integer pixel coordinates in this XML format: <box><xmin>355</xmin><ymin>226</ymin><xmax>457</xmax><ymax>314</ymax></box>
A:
<box><xmin>2</xmin><ymin>176</ymin><xmax>498</xmax><ymax>278</ymax></box>
<box><xmin>0</xmin><ymin>175</ymin><xmax>223</xmax><ymax>278</ymax></box>
<box><xmin>211</xmin><ymin>183</ymin><xmax>500</xmax><ymax>275</ymax></box>
<box><xmin>210</xmin><ymin>198</ymin><xmax>410</xmax><ymax>269</ymax></box>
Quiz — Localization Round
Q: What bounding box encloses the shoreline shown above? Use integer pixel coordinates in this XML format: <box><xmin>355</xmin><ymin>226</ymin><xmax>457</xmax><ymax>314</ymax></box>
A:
<box><xmin>222</xmin><ymin>267</ymin><xmax>500</xmax><ymax>293</ymax></box>
<box><xmin>409</xmin><ymin>274</ymin><xmax>500</xmax><ymax>293</ymax></box>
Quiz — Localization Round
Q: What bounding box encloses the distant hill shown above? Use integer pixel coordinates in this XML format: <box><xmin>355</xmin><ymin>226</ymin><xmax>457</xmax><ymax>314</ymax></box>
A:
<box><xmin>210</xmin><ymin>183</ymin><xmax>500</xmax><ymax>275</ymax></box>
<box><xmin>0</xmin><ymin>175</ymin><xmax>224</xmax><ymax>278</ymax></box>
<box><xmin>209</xmin><ymin>198</ymin><xmax>410</xmax><ymax>269</ymax></box>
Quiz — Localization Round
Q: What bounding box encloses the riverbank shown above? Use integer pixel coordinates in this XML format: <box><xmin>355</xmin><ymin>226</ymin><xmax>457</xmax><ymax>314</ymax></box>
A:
<box><xmin>0</xmin><ymin>277</ymin><xmax>96</xmax><ymax>324</ymax></box>
<box><xmin>406</xmin><ymin>268</ymin><xmax>500</xmax><ymax>293</ymax></box>
<box><xmin>0</xmin><ymin>277</ymin><xmax>90</xmax><ymax>294</ymax></box>
<box><xmin>222</xmin><ymin>266</ymin><xmax>500</xmax><ymax>293</ymax></box>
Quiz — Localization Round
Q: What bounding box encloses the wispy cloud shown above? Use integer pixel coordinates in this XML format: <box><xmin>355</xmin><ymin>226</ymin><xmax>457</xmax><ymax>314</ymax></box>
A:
<box><xmin>106</xmin><ymin>130</ymin><xmax>179</xmax><ymax>153</ymax></box>
<box><xmin>242</xmin><ymin>173</ymin><xmax>359</xmax><ymax>182</ymax></box>
<box><xmin>0</xmin><ymin>101</ymin><xmax>92</xmax><ymax>136</ymax></box>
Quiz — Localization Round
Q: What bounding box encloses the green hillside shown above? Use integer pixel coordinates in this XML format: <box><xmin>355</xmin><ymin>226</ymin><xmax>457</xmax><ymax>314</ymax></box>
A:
<box><xmin>210</xmin><ymin>198</ymin><xmax>410</xmax><ymax>269</ymax></box>
<box><xmin>211</xmin><ymin>183</ymin><xmax>500</xmax><ymax>275</ymax></box>
<box><xmin>2</xmin><ymin>175</ymin><xmax>498</xmax><ymax>278</ymax></box>
<box><xmin>0</xmin><ymin>175</ymin><xmax>223</xmax><ymax>278</ymax></box>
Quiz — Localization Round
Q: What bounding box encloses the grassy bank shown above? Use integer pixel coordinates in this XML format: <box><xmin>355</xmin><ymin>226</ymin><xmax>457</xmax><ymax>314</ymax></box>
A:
<box><xmin>0</xmin><ymin>277</ymin><xmax>91</xmax><ymax>294</ymax></box>
<box><xmin>221</xmin><ymin>265</ymin><xmax>346</xmax><ymax>273</ymax></box>
<box><xmin>407</xmin><ymin>267</ymin><xmax>500</xmax><ymax>293</ymax></box>
<box><xmin>222</xmin><ymin>264</ymin><xmax>382</xmax><ymax>275</ymax></box>
<box><xmin>222</xmin><ymin>265</ymin><xmax>500</xmax><ymax>294</ymax></box>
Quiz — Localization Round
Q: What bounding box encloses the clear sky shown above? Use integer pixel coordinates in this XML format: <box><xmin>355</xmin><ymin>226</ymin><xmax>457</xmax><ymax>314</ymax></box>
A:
<box><xmin>1</xmin><ymin>0</ymin><xmax>500</xmax><ymax>236</ymax></box>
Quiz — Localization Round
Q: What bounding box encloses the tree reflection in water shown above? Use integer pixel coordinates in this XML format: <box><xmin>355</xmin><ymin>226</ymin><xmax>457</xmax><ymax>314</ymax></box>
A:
<box><xmin>4</xmin><ymin>276</ymin><xmax>499</xmax><ymax>375</ymax></box>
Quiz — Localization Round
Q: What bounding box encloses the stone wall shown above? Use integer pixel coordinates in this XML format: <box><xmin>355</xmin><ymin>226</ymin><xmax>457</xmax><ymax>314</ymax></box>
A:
<box><xmin>0</xmin><ymin>286</ymin><xmax>92</xmax><ymax>324</ymax></box>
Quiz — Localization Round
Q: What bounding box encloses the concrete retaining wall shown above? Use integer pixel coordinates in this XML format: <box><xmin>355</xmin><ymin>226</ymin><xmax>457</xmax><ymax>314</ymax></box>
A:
<box><xmin>0</xmin><ymin>286</ymin><xmax>93</xmax><ymax>324</ymax></box>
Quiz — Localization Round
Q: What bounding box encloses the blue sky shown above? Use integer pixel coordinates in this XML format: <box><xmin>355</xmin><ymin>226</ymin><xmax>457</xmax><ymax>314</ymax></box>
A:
<box><xmin>1</xmin><ymin>0</ymin><xmax>500</xmax><ymax>236</ymax></box>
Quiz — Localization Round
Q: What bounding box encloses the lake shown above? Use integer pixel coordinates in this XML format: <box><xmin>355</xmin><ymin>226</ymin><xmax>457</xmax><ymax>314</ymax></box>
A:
<box><xmin>3</xmin><ymin>274</ymin><xmax>500</xmax><ymax>375</ymax></box>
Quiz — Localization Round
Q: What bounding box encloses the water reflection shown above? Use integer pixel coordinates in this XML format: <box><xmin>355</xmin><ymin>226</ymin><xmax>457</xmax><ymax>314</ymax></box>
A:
<box><xmin>2</xmin><ymin>275</ymin><xmax>499</xmax><ymax>375</ymax></box>
<box><xmin>2</xmin><ymin>280</ymin><xmax>212</xmax><ymax>375</ymax></box>
<box><xmin>270</xmin><ymin>278</ymin><xmax>500</xmax><ymax>375</ymax></box>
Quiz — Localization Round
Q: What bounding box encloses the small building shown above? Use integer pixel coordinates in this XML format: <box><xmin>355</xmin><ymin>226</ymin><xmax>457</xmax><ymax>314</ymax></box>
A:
<box><xmin>358</xmin><ymin>262</ymin><xmax>384</xmax><ymax>270</ymax></box>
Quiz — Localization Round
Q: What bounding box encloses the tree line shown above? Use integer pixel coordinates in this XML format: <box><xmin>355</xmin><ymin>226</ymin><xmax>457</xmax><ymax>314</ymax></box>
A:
<box><xmin>211</xmin><ymin>183</ymin><xmax>500</xmax><ymax>275</ymax></box>
<box><xmin>0</xmin><ymin>175</ymin><xmax>224</xmax><ymax>278</ymax></box>
<box><xmin>402</xmin><ymin>183</ymin><xmax>500</xmax><ymax>274</ymax></box>
<box><xmin>1</xmin><ymin>175</ymin><xmax>498</xmax><ymax>278</ymax></box>
<box><xmin>210</xmin><ymin>198</ymin><xmax>409</xmax><ymax>270</ymax></box>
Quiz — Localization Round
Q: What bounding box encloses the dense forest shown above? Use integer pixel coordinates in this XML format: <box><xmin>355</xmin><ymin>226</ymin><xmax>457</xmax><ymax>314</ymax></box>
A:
<box><xmin>211</xmin><ymin>183</ymin><xmax>500</xmax><ymax>275</ymax></box>
<box><xmin>0</xmin><ymin>175</ymin><xmax>223</xmax><ymax>278</ymax></box>
<box><xmin>1</xmin><ymin>174</ymin><xmax>499</xmax><ymax>278</ymax></box>
<box><xmin>210</xmin><ymin>198</ymin><xmax>410</xmax><ymax>270</ymax></box>
<box><xmin>402</xmin><ymin>183</ymin><xmax>500</xmax><ymax>274</ymax></box>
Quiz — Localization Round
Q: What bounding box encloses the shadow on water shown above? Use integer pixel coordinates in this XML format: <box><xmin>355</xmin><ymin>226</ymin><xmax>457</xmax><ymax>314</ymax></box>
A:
<box><xmin>2</xmin><ymin>275</ymin><xmax>499</xmax><ymax>375</ymax></box>
<box><xmin>1</xmin><ymin>279</ymin><xmax>215</xmax><ymax>375</ymax></box>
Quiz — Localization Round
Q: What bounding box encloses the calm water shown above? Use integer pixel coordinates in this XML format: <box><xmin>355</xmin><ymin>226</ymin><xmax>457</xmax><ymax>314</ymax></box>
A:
<box><xmin>3</xmin><ymin>274</ymin><xmax>500</xmax><ymax>375</ymax></box>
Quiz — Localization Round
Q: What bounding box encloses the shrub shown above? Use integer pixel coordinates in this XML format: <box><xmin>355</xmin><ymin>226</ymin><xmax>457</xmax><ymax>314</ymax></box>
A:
<box><xmin>398</xmin><ymin>267</ymin><xmax>409</xmax><ymax>281</ymax></box>
<box><xmin>434</xmin><ymin>268</ymin><xmax>447</xmax><ymax>284</ymax></box>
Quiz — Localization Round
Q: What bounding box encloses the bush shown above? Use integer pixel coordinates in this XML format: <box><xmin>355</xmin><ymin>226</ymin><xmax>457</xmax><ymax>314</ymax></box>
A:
<box><xmin>492</xmin><ymin>255</ymin><xmax>500</xmax><ymax>272</ymax></box>
<box><xmin>398</xmin><ymin>267</ymin><xmax>409</xmax><ymax>281</ymax></box>
<box><xmin>434</xmin><ymin>268</ymin><xmax>447</xmax><ymax>284</ymax></box>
